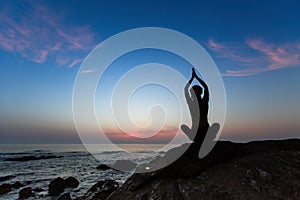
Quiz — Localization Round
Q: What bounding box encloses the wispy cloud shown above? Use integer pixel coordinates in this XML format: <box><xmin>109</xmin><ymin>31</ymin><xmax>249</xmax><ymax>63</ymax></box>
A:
<box><xmin>69</xmin><ymin>59</ymin><xmax>83</xmax><ymax>68</ymax></box>
<box><xmin>246</xmin><ymin>38</ymin><xmax>300</xmax><ymax>70</ymax></box>
<box><xmin>208</xmin><ymin>38</ymin><xmax>300</xmax><ymax>76</ymax></box>
<box><xmin>208</xmin><ymin>38</ymin><xmax>260</xmax><ymax>63</ymax></box>
<box><xmin>80</xmin><ymin>69</ymin><xmax>96</xmax><ymax>74</ymax></box>
<box><xmin>0</xmin><ymin>1</ymin><xmax>95</xmax><ymax>67</ymax></box>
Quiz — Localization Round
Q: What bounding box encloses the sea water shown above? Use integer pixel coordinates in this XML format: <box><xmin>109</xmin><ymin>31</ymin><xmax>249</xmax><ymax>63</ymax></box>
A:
<box><xmin>0</xmin><ymin>144</ymin><xmax>178</xmax><ymax>199</ymax></box>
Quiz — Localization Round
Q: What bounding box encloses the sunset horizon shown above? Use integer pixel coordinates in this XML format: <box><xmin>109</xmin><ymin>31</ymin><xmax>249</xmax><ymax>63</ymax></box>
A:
<box><xmin>1</xmin><ymin>0</ymin><xmax>299</xmax><ymax>144</ymax></box>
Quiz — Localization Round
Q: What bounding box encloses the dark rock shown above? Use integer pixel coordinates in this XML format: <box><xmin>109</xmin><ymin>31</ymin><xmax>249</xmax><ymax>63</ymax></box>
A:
<box><xmin>65</xmin><ymin>177</ymin><xmax>79</xmax><ymax>188</ymax></box>
<box><xmin>73</xmin><ymin>189</ymin><xmax>80</xmax><ymax>192</ymax></box>
<box><xmin>96</xmin><ymin>164</ymin><xmax>112</xmax><ymax>170</ymax></box>
<box><xmin>24</xmin><ymin>181</ymin><xmax>33</xmax><ymax>185</ymax></box>
<box><xmin>245</xmin><ymin>169</ymin><xmax>253</xmax><ymax>179</ymax></box>
<box><xmin>33</xmin><ymin>187</ymin><xmax>44</xmax><ymax>192</ymax></box>
<box><xmin>249</xmin><ymin>180</ymin><xmax>260</xmax><ymax>192</ymax></box>
<box><xmin>11</xmin><ymin>181</ymin><xmax>24</xmax><ymax>189</ymax></box>
<box><xmin>79</xmin><ymin>180</ymin><xmax>118</xmax><ymax>200</ymax></box>
<box><xmin>107</xmin><ymin>139</ymin><xmax>300</xmax><ymax>200</ymax></box>
<box><xmin>0</xmin><ymin>175</ymin><xmax>15</xmax><ymax>182</ymax></box>
<box><xmin>257</xmin><ymin>168</ymin><xmax>273</xmax><ymax>181</ymax></box>
<box><xmin>0</xmin><ymin>183</ymin><xmax>11</xmax><ymax>195</ymax></box>
<box><xmin>18</xmin><ymin>187</ymin><xmax>32</xmax><ymax>199</ymax></box>
<box><xmin>48</xmin><ymin>177</ymin><xmax>66</xmax><ymax>196</ymax></box>
<box><xmin>57</xmin><ymin>192</ymin><xmax>72</xmax><ymax>200</ymax></box>
<box><xmin>4</xmin><ymin>155</ymin><xmax>62</xmax><ymax>162</ymax></box>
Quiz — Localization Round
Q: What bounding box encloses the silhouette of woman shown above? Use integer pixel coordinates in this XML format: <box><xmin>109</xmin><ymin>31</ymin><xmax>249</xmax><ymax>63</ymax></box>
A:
<box><xmin>181</xmin><ymin>68</ymin><xmax>210</xmax><ymax>144</ymax></box>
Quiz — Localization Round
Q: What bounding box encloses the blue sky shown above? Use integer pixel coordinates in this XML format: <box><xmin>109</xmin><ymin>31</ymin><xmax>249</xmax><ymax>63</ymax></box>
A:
<box><xmin>0</xmin><ymin>0</ymin><xmax>300</xmax><ymax>143</ymax></box>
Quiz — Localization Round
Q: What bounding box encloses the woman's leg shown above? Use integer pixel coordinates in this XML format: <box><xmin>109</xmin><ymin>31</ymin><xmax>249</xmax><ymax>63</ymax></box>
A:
<box><xmin>181</xmin><ymin>124</ymin><xmax>195</xmax><ymax>141</ymax></box>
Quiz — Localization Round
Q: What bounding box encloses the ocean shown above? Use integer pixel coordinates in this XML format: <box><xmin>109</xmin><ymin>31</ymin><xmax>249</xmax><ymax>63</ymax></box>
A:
<box><xmin>0</xmin><ymin>144</ymin><xmax>179</xmax><ymax>199</ymax></box>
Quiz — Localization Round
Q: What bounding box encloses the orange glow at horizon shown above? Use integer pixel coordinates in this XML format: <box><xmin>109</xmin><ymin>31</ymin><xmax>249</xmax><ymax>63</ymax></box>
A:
<box><xmin>100</xmin><ymin>126</ymin><xmax>183</xmax><ymax>143</ymax></box>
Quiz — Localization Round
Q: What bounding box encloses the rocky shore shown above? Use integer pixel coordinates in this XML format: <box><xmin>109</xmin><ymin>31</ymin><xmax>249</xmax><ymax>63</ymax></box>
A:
<box><xmin>108</xmin><ymin>139</ymin><xmax>300</xmax><ymax>200</ymax></box>
<box><xmin>1</xmin><ymin>139</ymin><xmax>300</xmax><ymax>199</ymax></box>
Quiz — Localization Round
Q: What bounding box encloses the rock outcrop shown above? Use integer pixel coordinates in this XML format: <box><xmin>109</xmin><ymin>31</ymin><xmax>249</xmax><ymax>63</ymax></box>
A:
<box><xmin>107</xmin><ymin>139</ymin><xmax>300</xmax><ymax>200</ymax></box>
<box><xmin>77</xmin><ymin>180</ymin><xmax>119</xmax><ymax>200</ymax></box>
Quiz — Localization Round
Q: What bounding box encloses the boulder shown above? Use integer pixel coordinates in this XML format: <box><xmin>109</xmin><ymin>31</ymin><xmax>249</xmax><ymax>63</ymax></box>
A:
<box><xmin>11</xmin><ymin>181</ymin><xmax>24</xmax><ymax>189</ymax></box>
<box><xmin>65</xmin><ymin>177</ymin><xmax>79</xmax><ymax>188</ymax></box>
<box><xmin>57</xmin><ymin>192</ymin><xmax>72</xmax><ymax>200</ymax></box>
<box><xmin>0</xmin><ymin>183</ymin><xmax>11</xmax><ymax>195</ymax></box>
<box><xmin>18</xmin><ymin>187</ymin><xmax>32</xmax><ymax>199</ymax></box>
<box><xmin>96</xmin><ymin>164</ymin><xmax>112</xmax><ymax>170</ymax></box>
<box><xmin>48</xmin><ymin>177</ymin><xmax>66</xmax><ymax>196</ymax></box>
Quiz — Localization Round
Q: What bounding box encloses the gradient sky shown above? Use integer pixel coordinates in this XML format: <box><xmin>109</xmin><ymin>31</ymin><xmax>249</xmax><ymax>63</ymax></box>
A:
<box><xmin>0</xmin><ymin>0</ymin><xmax>300</xmax><ymax>143</ymax></box>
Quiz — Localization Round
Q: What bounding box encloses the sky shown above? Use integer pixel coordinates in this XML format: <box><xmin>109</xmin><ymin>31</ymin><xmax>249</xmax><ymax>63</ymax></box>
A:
<box><xmin>0</xmin><ymin>0</ymin><xmax>300</xmax><ymax>144</ymax></box>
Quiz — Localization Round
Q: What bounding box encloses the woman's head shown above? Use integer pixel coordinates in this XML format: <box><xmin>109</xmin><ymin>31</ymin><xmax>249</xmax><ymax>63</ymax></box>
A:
<box><xmin>190</xmin><ymin>85</ymin><xmax>203</xmax><ymax>100</ymax></box>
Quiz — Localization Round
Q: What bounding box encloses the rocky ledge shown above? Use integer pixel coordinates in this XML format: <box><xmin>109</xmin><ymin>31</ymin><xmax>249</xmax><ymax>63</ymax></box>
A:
<box><xmin>105</xmin><ymin>139</ymin><xmax>300</xmax><ymax>200</ymax></box>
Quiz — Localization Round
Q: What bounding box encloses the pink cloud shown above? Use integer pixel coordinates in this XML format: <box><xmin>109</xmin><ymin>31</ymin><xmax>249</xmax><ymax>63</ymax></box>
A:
<box><xmin>32</xmin><ymin>50</ymin><xmax>48</xmax><ymax>63</ymax></box>
<box><xmin>246</xmin><ymin>38</ymin><xmax>300</xmax><ymax>70</ymax></box>
<box><xmin>208</xmin><ymin>38</ymin><xmax>260</xmax><ymax>63</ymax></box>
<box><xmin>208</xmin><ymin>38</ymin><xmax>225</xmax><ymax>50</ymax></box>
<box><xmin>69</xmin><ymin>59</ymin><xmax>83</xmax><ymax>68</ymax></box>
<box><xmin>0</xmin><ymin>2</ymin><xmax>95</xmax><ymax>66</ymax></box>
<box><xmin>50</xmin><ymin>43</ymin><xmax>62</xmax><ymax>51</ymax></box>
<box><xmin>56</xmin><ymin>56</ymin><xmax>70</xmax><ymax>66</ymax></box>
<box><xmin>208</xmin><ymin>38</ymin><xmax>300</xmax><ymax>76</ymax></box>
<box><xmin>222</xmin><ymin>68</ymin><xmax>267</xmax><ymax>77</ymax></box>
<box><xmin>80</xmin><ymin>69</ymin><xmax>96</xmax><ymax>74</ymax></box>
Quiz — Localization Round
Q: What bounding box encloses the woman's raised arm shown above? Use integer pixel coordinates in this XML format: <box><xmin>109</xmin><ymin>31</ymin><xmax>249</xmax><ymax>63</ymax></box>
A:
<box><xmin>194</xmin><ymin>68</ymin><xmax>209</xmax><ymax>100</ymax></box>
<box><xmin>184</xmin><ymin>70</ymin><xmax>195</xmax><ymax>101</ymax></box>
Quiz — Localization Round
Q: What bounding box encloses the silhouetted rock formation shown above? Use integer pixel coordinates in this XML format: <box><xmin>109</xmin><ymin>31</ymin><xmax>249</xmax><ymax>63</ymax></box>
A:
<box><xmin>76</xmin><ymin>180</ymin><xmax>119</xmax><ymax>200</ymax></box>
<box><xmin>106</xmin><ymin>139</ymin><xmax>300</xmax><ymax>200</ymax></box>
